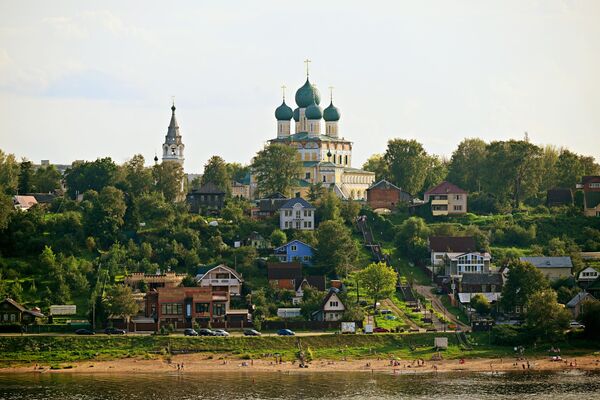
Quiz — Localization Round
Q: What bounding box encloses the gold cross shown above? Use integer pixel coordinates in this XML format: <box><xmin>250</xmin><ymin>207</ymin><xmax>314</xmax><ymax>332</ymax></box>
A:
<box><xmin>329</xmin><ymin>86</ymin><xmax>334</xmax><ymax>102</ymax></box>
<box><xmin>281</xmin><ymin>85</ymin><xmax>286</xmax><ymax>100</ymax></box>
<box><xmin>304</xmin><ymin>59</ymin><xmax>312</xmax><ymax>77</ymax></box>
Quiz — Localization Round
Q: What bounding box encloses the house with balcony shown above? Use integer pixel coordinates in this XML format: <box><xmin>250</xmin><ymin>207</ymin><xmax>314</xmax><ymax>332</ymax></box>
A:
<box><xmin>145</xmin><ymin>286</ymin><xmax>230</xmax><ymax>328</ymax></box>
<box><xmin>124</xmin><ymin>271</ymin><xmax>186</xmax><ymax>291</ymax></box>
<box><xmin>423</xmin><ymin>181</ymin><xmax>467</xmax><ymax>216</ymax></box>
<box><xmin>429</xmin><ymin>236</ymin><xmax>477</xmax><ymax>266</ymax></box>
<box><xmin>519</xmin><ymin>256</ymin><xmax>573</xmax><ymax>281</ymax></box>
<box><xmin>577</xmin><ymin>176</ymin><xmax>600</xmax><ymax>217</ymax></box>
<box><xmin>273</xmin><ymin>239</ymin><xmax>315</xmax><ymax>264</ymax></box>
<box><xmin>443</xmin><ymin>252</ymin><xmax>492</xmax><ymax>277</ymax></box>
<box><xmin>195</xmin><ymin>264</ymin><xmax>243</xmax><ymax>297</ymax></box>
<box><xmin>279</xmin><ymin>197</ymin><xmax>315</xmax><ymax>230</ymax></box>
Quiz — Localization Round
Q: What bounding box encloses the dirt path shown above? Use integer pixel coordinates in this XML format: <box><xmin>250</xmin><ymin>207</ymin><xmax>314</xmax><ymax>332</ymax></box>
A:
<box><xmin>381</xmin><ymin>299</ymin><xmax>421</xmax><ymax>331</ymax></box>
<box><xmin>413</xmin><ymin>284</ymin><xmax>470</xmax><ymax>331</ymax></box>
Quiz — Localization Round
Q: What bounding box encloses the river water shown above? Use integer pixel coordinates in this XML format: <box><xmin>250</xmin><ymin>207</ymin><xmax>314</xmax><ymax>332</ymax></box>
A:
<box><xmin>1</xmin><ymin>370</ymin><xmax>599</xmax><ymax>399</ymax></box>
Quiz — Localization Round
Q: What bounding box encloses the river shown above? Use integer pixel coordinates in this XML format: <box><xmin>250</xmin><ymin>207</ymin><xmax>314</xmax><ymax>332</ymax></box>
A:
<box><xmin>1</xmin><ymin>370</ymin><xmax>599</xmax><ymax>399</ymax></box>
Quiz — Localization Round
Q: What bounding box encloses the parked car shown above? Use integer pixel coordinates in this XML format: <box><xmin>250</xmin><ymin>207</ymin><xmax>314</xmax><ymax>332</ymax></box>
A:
<box><xmin>104</xmin><ymin>327</ymin><xmax>126</xmax><ymax>335</ymax></box>
<box><xmin>183</xmin><ymin>328</ymin><xmax>199</xmax><ymax>336</ymax></box>
<box><xmin>197</xmin><ymin>328</ymin><xmax>215</xmax><ymax>336</ymax></box>
<box><xmin>213</xmin><ymin>329</ymin><xmax>230</xmax><ymax>337</ymax></box>
<box><xmin>569</xmin><ymin>321</ymin><xmax>585</xmax><ymax>329</ymax></box>
<box><xmin>373</xmin><ymin>327</ymin><xmax>389</xmax><ymax>333</ymax></box>
<box><xmin>75</xmin><ymin>328</ymin><xmax>95</xmax><ymax>335</ymax></box>
<box><xmin>277</xmin><ymin>329</ymin><xmax>295</xmax><ymax>336</ymax></box>
<box><xmin>379</xmin><ymin>309</ymin><xmax>393</xmax><ymax>315</ymax></box>
<box><xmin>244</xmin><ymin>329</ymin><xmax>261</xmax><ymax>336</ymax></box>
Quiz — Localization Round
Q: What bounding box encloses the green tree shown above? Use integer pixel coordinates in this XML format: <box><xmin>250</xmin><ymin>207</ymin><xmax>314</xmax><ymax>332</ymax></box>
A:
<box><xmin>202</xmin><ymin>155</ymin><xmax>230</xmax><ymax>191</ymax></box>
<box><xmin>525</xmin><ymin>289</ymin><xmax>571</xmax><ymax>340</ymax></box>
<box><xmin>221</xmin><ymin>202</ymin><xmax>244</xmax><ymax>223</ymax></box>
<box><xmin>484</xmin><ymin>140</ymin><xmax>543</xmax><ymax>207</ymax></box>
<box><xmin>316</xmin><ymin>190</ymin><xmax>341</xmax><ymax>223</ymax></box>
<box><xmin>578</xmin><ymin>299</ymin><xmax>600</xmax><ymax>339</ymax></box>
<box><xmin>152</xmin><ymin>161</ymin><xmax>184</xmax><ymax>202</ymax></box>
<box><xmin>251</xmin><ymin>144</ymin><xmax>302</xmax><ymax>197</ymax></box>
<box><xmin>470</xmin><ymin>294</ymin><xmax>492</xmax><ymax>315</ymax></box>
<box><xmin>120</xmin><ymin>154</ymin><xmax>153</xmax><ymax>197</ymax></box>
<box><xmin>227</xmin><ymin>162</ymin><xmax>250</xmax><ymax>183</ymax></box>
<box><xmin>64</xmin><ymin>157</ymin><xmax>118</xmax><ymax>198</ymax></box>
<box><xmin>105</xmin><ymin>285</ymin><xmax>140</xmax><ymax>323</ymax></box>
<box><xmin>0</xmin><ymin>150</ymin><xmax>20</xmax><ymax>195</ymax></box>
<box><xmin>0</xmin><ymin>193</ymin><xmax>13</xmax><ymax>231</ymax></box>
<box><xmin>340</xmin><ymin>200</ymin><xmax>361</xmax><ymax>225</ymax></box>
<box><xmin>32</xmin><ymin>165</ymin><xmax>62</xmax><ymax>193</ymax></box>
<box><xmin>555</xmin><ymin>149</ymin><xmax>600</xmax><ymax>189</ymax></box>
<box><xmin>500</xmin><ymin>260</ymin><xmax>549</xmax><ymax>312</ymax></box>
<box><xmin>307</xmin><ymin>182</ymin><xmax>327</xmax><ymax>202</ymax></box>
<box><xmin>269</xmin><ymin>229</ymin><xmax>287</xmax><ymax>247</ymax></box>
<box><xmin>362</xmin><ymin>154</ymin><xmax>389</xmax><ymax>182</ymax></box>
<box><xmin>394</xmin><ymin>217</ymin><xmax>431</xmax><ymax>264</ymax></box>
<box><xmin>447</xmin><ymin>138</ymin><xmax>488</xmax><ymax>192</ymax></box>
<box><xmin>300</xmin><ymin>286</ymin><xmax>325</xmax><ymax>320</ymax></box>
<box><xmin>83</xmin><ymin>186</ymin><xmax>127</xmax><ymax>244</ymax></box>
<box><xmin>314</xmin><ymin>220</ymin><xmax>359</xmax><ymax>277</ymax></box>
<box><xmin>357</xmin><ymin>262</ymin><xmax>397</xmax><ymax>311</ymax></box>
<box><xmin>383</xmin><ymin>139</ymin><xmax>430</xmax><ymax>195</ymax></box>
<box><xmin>18</xmin><ymin>160</ymin><xmax>34</xmax><ymax>194</ymax></box>
<box><xmin>421</xmin><ymin>155</ymin><xmax>448</xmax><ymax>194</ymax></box>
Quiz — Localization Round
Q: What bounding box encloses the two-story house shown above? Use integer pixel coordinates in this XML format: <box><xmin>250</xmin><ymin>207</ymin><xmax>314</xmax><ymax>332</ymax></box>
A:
<box><xmin>195</xmin><ymin>264</ymin><xmax>243</xmax><ymax>297</ymax></box>
<box><xmin>273</xmin><ymin>240</ymin><xmax>315</xmax><ymax>264</ymax></box>
<box><xmin>423</xmin><ymin>181</ymin><xmax>468</xmax><ymax>216</ymax></box>
<box><xmin>444</xmin><ymin>252</ymin><xmax>492</xmax><ymax>277</ymax></box>
<box><xmin>267</xmin><ymin>262</ymin><xmax>303</xmax><ymax>290</ymax></box>
<box><xmin>279</xmin><ymin>197</ymin><xmax>315</xmax><ymax>230</ymax></box>
<box><xmin>577</xmin><ymin>176</ymin><xmax>600</xmax><ymax>217</ymax></box>
<box><xmin>186</xmin><ymin>182</ymin><xmax>226</xmax><ymax>214</ymax></box>
<box><xmin>311</xmin><ymin>288</ymin><xmax>346</xmax><ymax>322</ymax></box>
<box><xmin>519</xmin><ymin>256</ymin><xmax>572</xmax><ymax>281</ymax></box>
<box><xmin>124</xmin><ymin>271</ymin><xmax>186</xmax><ymax>291</ymax></box>
<box><xmin>429</xmin><ymin>236</ymin><xmax>477</xmax><ymax>266</ymax></box>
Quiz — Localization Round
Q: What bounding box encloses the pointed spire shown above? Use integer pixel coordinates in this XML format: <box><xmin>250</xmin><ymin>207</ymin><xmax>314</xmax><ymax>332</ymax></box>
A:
<box><xmin>329</xmin><ymin>86</ymin><xmax>334</xmax><ymax>104</ymax></box>
<box><xmin>304</xmin><ymin>58</ymin><xmax>311</xmax><ymax>78</ymax></box>
<box><xmin>281</xmin><ymin>85</ymin><xmax>287</xmax><ymax>101</ymax></box>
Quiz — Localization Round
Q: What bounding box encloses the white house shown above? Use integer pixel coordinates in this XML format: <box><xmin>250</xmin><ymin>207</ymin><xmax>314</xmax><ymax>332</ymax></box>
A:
<box><xmin>429</xmin><ymin>236</ymin><xmax>477</xmax><ymax>266</ymax></box>
<box><xmin>195</xmin><ymin>264</ymin><xmax>243</xmax><ymax>297</ymax></box>
<box><xmin>444</xmin><ymin>252</ymin><xmax>492</xmax><ymax>277</ymax></box>
<box><xmin>279</xmin><ymin>197</ymin><xmax>315</xmax><ymax>230</ymax></box>
<box><xmin>312</xmin><ymin>289</ymin><xmax>346</xmax><ymax>321</ymax></box>
<box><xmin>578</xmin><ymin>267</ymin><xmax>600</xmax><ymax>288</ymax></box>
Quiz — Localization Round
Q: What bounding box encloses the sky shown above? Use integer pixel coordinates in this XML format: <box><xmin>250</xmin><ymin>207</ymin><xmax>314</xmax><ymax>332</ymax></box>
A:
<box><xmin>1</xmin><ymin>1</ymin><xmax>599</xmax><ymax>173</ymax></box>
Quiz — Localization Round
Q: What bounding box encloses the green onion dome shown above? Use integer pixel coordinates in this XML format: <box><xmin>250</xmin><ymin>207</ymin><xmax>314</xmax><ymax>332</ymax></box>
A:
<box><xmin>275</xmin><ymin>100</ymin><xmax>293</xmax><ymax>120</ymax></box>
<box><xmin>295</xmin><ymin>79</ymin><xmax>321</xmax><ymax>108</ymax></box>
<box><xmin>305</xmin><ymin>101</ymin><xmax>323</xmax><ymax>120</ymax></box>
<box><xmin>293</xmin><ymin>107</ymin><xmax>300</xmax><ymax>122</ymax></box>
<box><xmin>323</xmin><ymin>102</ymin><xmax>340</xmax><ymax>121</ymax></box>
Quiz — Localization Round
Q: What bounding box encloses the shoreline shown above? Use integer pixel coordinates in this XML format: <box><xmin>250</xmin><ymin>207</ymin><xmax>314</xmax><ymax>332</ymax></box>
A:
<box><xmin>2</xmin><ymin>354</ymin><xmax>600</xmax><ymax>375</ymax></box>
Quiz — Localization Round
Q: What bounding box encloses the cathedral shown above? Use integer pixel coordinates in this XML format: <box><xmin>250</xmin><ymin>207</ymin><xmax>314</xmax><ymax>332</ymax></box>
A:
<box><xmin>161</xmin><ymin>102</ymin><xmax>185</xmax><ymax>166</ymax></box>
<box><xmin>268</xmin><ymin>66</ymin><xmax>375</xmax><ymax>200</ymax></box>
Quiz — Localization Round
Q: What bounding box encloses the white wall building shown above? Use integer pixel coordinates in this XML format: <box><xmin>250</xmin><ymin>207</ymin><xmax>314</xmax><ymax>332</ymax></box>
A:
<box><xmin>279</xmin><ymin>197</ymin><xmax>315</xmax><ymax>230</ymax></box>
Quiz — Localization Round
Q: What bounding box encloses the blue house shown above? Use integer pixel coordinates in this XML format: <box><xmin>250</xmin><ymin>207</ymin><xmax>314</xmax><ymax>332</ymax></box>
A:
<box><xmin>274</xmin><ymin>240</ymin><xmax>315</xmax><ymax>265</ymax></box>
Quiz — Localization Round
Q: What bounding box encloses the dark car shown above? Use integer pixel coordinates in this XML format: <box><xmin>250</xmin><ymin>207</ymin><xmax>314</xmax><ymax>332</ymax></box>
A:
<box><xmin>373</xmin><ymin>327</ymin><xmax>389</xmax><ymax>333</ymax></box>
<box><xmin>277</xmin><ymin>329</ymin><xmax>295</xmax><ymax>336</ymax></box>
<box><xmin>243</xmin><ymin>329</ymin><xmax>261</xmax><ymax>336</ymax></box>
<box><xmin>183</xmin><ymin>328</ymin><xmax>198</xmax><ymax>336</ymax></box>
<box><xmin>104</xmin><ymin>327</ymin><xmax>126</xmax><ymax>335</ymax></box>
<box><xmin>75</xmin><ymin>328</ymin><xmax>95</xmax><ymax>335</ymax></box>
<box><xmin>197</xmin><ymin>328</ymin><xmax>215</xmax><ymax>336</ymax></box>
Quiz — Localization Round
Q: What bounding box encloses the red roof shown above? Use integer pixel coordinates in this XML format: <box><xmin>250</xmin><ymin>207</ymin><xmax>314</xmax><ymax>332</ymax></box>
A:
<box><xmin>425</xmin><ymin>181</ymin><xmax>467</xmax><ymax>195</ymax></box>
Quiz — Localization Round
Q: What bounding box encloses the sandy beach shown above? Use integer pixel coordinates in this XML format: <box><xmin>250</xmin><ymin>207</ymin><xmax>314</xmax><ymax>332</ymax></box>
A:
<box><xmin>3</xmin><ymin>353</ymin><xmax>600</xmax><ymax>375</ymax></box>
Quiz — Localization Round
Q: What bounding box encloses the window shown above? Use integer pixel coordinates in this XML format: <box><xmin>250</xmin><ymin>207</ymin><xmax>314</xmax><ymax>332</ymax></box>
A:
<box><xmin>329</xmin><ymin>301</ymin><xmax>339</xmax><ymax>307</ymax></box>
<box><xmin>2</xmin><ymin>314</ymin><xmax>8</xmax><ymax>321</ymax></box>
<box><xmin>590</xmin><ymin>183</ymin><xmax>600</xmax><ymax>188</ymax></box>
<box><xmin>195</xmin><ymin>303</ymin><xmax>209</xmax><ymax>313</ymax></box>
<box><xmin>303</xmin><ymin>256</ymin><xmax>310</xmax><ymax>261</ymax></box>
<box><xmin>291</xmin><ymin>245</ymin><xmax>297</xmax><ymax>251</ymax></box>
<box><xmin>454</xmin><ymin>205</ymin><xmax>462</xmax><ymax>211</ymax></box>
<box><xmin>307</xmin><ymin>221</ymin><xmax>312</xmax><ymax>228</ymax></box>
<box><xmin>344</xmin><ymin>155</ymin><xmax>348</xmax><ymax>165</ymax></box>
<box><xmin>455</xmin><ymin>194</ymin><xmax>462</xmax><ymax>200</ymax></box>
<box><xmin>305</xmin><ymin>172</ymin><xmax>311</xmax><ymax>179</ymax></box>
<box><xmin>216</xmin><ymin>273</ymin><xmax>229</xmax><ymax>279</ymax></box>
<box><xmin>323</xmin><ymin>175</ymin><xmax>326</xmax><ymax>182</ymax></box>
<box><xmin>213</xmin><ymin>303</ymin><xmax>226</xmax><ymax>316</ymax></box>
<box><xmin>303</xmin><ymin>221</ymin><xmax>308</xmax><ymax>228</ymax></box>
<box><xmin>161</xmin><ymin>303</ymin><xmax>183</xmax><ymax>315</ymax></box>
<box><xmin>515</xmin><ymin>306</ymin><xmax>521</xmax><ymax>314</ymax></box>
<box><xmin>295</xmin><ymin>210</ymin><xmax>301</xmax><ymax>218</ymax></box>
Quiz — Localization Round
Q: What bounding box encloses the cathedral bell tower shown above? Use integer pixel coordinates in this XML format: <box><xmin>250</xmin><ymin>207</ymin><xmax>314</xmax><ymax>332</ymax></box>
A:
<box><xmin>162</xmin><ymin>102</ymin><xmax>185</xmax><ymax>166</ymax></box>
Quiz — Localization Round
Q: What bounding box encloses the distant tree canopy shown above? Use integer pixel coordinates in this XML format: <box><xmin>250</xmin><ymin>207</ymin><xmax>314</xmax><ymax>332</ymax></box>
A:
<box><xmin>64</xmin><ymin>157</ymin><xmax>119</xmax><ymax>198</ymax></box>
<box><xmin>251</xmin><ymin>144</ymin><xmax>302</xmax><ymax>197</ymax></box>
<box><xmin>501</xmin><ymin>260</ymin><xmax>549</xmax><ymax>312</ymax></box>
<box><xmin>202</xmin><ymin>155</ymin><xmax>230</xmax><ymax>191</ymax></box>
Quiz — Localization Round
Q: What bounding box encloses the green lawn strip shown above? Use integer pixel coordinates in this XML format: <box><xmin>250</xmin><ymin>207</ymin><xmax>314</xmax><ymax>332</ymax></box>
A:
<box><xmin>440</xmin><ymin>294</ymin><xmax>469</xmax><ymax>324</ymax></box>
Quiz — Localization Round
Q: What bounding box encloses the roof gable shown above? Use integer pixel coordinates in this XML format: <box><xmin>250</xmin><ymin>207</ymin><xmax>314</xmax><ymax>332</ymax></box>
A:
<box><xmin>368</xmin><ymin>180</ymin><xmax>403</xmax><ymax>192</ymax></box>
<box><xmin>425</xmin><ymin>181</ymin><xmax>467</xmax><ymax>195</ymax></box>
<box><xmin>274</xmin><ymin>239</ymin><xmax>315</xmax><ymax>252</ymax></box>
<box><xmin>429</xmin><ymin>236</ymin><xmax>476</xmax><ymax>253</ymax></box>
<box><xmin>566</xmin><ymin>292</ymin><xmax>595</xmax><ymax>308</ymax></box>
<box><xmin>280</xmin><ymin>197</ymin><xmax>315</xmax><ymax>210</ymax></box>
<box><xmin>197</xmin><ymin>264</ymin><xmax>242</xmax><ymax>282</ymax></box>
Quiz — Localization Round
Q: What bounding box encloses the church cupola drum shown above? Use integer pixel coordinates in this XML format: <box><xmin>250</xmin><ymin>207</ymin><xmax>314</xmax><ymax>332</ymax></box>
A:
<box><xmin>162</xmin><ymin>102</ymin><xmax>185</xmax><ymax>166</ymax></box>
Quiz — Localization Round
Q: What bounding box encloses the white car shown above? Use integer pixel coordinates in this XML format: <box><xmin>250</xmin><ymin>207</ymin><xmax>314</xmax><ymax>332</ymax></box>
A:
<box><xmin>569</xmin><ymin>321</ymin><xmax>585</xmax><ymax>329</ymax></box>
<box><xmin>212</xmin><ymin>329</ymin><xmax>230</xmax><ymax>337</ymax></box>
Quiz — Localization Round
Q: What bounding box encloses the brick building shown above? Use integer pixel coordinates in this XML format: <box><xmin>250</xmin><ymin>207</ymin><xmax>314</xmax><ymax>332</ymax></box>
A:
<box><xmin>366</xmin><ymin>180</ymin><xmax>412</xmax><ymax>211</ymax></box>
